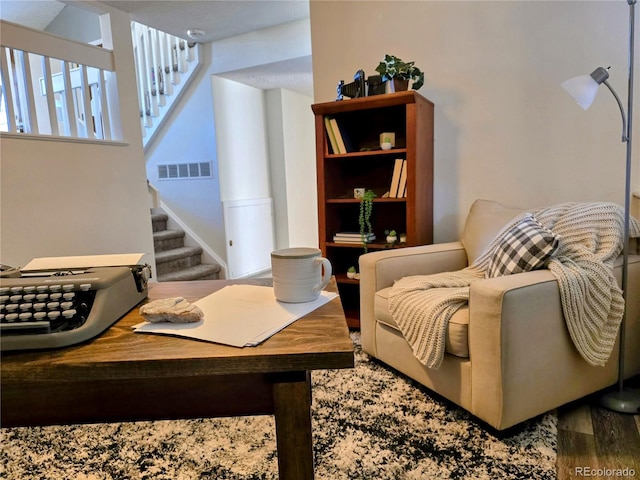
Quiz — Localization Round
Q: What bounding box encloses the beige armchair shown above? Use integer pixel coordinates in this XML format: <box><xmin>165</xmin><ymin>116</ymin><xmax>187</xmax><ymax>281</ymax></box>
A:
<box><xmin>359</xmin><ymin>199</ymin><xmax>640</xmax><ymax>430</ymax></box>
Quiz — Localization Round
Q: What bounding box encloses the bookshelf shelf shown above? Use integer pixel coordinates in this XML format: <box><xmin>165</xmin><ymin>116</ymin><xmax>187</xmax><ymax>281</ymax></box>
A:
<box><xmin>312</xmin><ymin>91</ymin><xmax>434</xmax><ymax>328</ymax></box>
<box><xmin>326</xmin><ymin>198</ymin><xmax>407</xmax><ymax>204</ymax></box>
<box><xmin>325</xmin><ymin>148</ymin><xmax>408</xmax><ymax>159</ymax></box>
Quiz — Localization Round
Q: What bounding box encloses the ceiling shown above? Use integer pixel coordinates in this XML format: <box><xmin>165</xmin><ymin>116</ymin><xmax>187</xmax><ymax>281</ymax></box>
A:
<box><xmin>0</xmin><ymin>0</ymin><xmax>313</xmax><ymax>96</ymax></box>
<box><xmin>96</xmin><ymin>0</ymin><xmax>310</xmax><ymax>44</ymax></box>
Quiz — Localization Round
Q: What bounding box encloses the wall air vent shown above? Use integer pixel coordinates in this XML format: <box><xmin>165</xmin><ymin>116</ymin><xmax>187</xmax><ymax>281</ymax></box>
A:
<box><xmin>158</xmin><ymin>162</ymin><xmax>213</xmax><ymax>180</ymax></box>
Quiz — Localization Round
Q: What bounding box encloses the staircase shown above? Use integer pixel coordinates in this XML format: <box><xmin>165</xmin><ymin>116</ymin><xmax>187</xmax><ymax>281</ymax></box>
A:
<box><xmin>151</xmin><ymin>209</ymin><xmax>221</xmax><ymax>282</ymax></box>
<box><xmin>131</xmin><ymin>22</ymin><xmax>202</xmax><ymax>149</ymax></box>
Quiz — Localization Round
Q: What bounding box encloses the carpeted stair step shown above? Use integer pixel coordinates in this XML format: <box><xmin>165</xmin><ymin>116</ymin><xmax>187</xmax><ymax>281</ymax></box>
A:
<box><xmin>151</xmin><ymin>212</ymin><xmax>169</xmax><ymax>233</ymax></box>
<box><xmin>156</xmin><ymin>263</ymin><xmax>221</xmax><ymax>282</ymax></box>
<box><xmin>153</xmin><ymin>229</ymin><xmax>185</xmax><ymax>252</ymax></box>
<box><xmin>155</xmin><ymin>246</ymin><xmax>204</xmax><ymax>276</ymax></box>
<box><xmin>150</xmin><ymin>208</ymin><xmax>222</xmax><ymax>282</ymax></box>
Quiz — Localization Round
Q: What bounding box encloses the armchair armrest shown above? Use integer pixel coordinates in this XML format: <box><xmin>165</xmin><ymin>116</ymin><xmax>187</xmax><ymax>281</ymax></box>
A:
<box><xmin>359</xmin><ymin>242</ymin><xmax>468</xmax><ymax>355</ymax></box>
<box><xmin>468</xmin><ymin>270</ymin><xmax>617</xmax><ymax>429</ymax></box>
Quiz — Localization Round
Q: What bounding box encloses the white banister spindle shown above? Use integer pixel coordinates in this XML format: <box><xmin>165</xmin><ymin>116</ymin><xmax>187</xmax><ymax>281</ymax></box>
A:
<box><xmin>172</xmin><ymin>35</ymin><xmax>181</xmax><ymax>83</ymax></box>
<box><xmin>79</xmin><ymin>64</ymin><xmax>92</xmax><ymax>138</ymax></box>
<box><xmin>142</xmin><ymin>27</ymin><xmax>158</xmax><ymax>118</ymax></box>
<box><xmin>90</xmin><ymin>82</ymin><xmax>104</xmax><ymax>139</ymax></box>
<box><xmin>145</xmin><ymin>28</ymin><xmax>158</xmax><ymax>115</ymax></box>
<box><xmin>158</xmin><ymin>31</ymin><xmax>172</xmax><ymax>96</ymax></box>
<box><xmin>97</xmin><ymin>69</ymin><xmax>110</xmax><ymax>140</ymax></box>
<box><xmin>132</xmin><ymin>23</ymin><xmax>151</xmax><ymax>128</ymax></box>
<box><xmin>14</xmin><ymin>50</ymin><xmax>38</xmax><ymax>133</ymax></box>
<box><xmin>41</xmin><ymin>55</ymin><xmax>59</xmax><ymax>136</ymax></box>
<box><xmin>131</xmin><ymin>23</ymin><xmax>146</xmax><ymax>132</ymax></box>
<box><xmin>177</xmin><ymin>39</ymin><xmax>187</xmax><ymax>73</ymax></box>
<box><xmin>1</xmin><ymin>47</ymin><xmax>17</xmax><ymax>132</ymax></box>
<box><xmin>149</xmin><ymin>28</ymin><xmax>165</xmax><ymax>107</ymax></box>
<box><xmin>185</xmin><ymin>41</ymin><xmax>193</xmax><ymax>62</ymax></box>
<box><xmin>60</xmin><ymin>60</ymin><xmax>77</xmax><ymax>137</ymax></box>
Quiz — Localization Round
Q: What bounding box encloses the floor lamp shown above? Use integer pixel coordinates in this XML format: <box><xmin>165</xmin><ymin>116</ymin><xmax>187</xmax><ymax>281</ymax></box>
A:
<box><xmin>561</xmin><ymin>0</ymin><xmax>638</xmax><ymax>414</ymax></box>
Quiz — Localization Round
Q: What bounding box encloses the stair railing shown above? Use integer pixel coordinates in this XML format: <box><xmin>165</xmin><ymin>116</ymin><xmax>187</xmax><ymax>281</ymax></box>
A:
<box><xmin>130</xmin><ymin>22</ymin><xmax>201</xmax><ymax>149</ymax></box>
<box><xmin>0</xmin><ymin>20</ymin><xmax>120</xmax><ymax>141</ymax></box>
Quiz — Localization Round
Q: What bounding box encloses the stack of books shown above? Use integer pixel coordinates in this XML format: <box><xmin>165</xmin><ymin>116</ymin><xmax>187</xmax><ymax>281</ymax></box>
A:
<box><xmin>324</xmin><ymin>117</ymin><xmax>353</xmax><ymax>154</ymax></box>
<box><xmin>388</xmin><ymin>158</ymin><xmax>407</xmax><ymax>198</ymax></box>
<box><xmin>333</xmin><ymin>232</ymin><xmax>376</xmax><ymax>244</ymax></box>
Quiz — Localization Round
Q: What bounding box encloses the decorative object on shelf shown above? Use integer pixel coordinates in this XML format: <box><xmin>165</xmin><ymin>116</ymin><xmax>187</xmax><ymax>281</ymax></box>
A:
<box><xmin>399</xmin><ymin>233</ymin><xmax>407</xmax><ymax>244</ymax></box>
<box><xmin>354</xmin><ymin>187</ymin><xmax>365</xmax><ymax>199</ymax></box>
<box><xmin>560</xmin><ymin>0</ymin><xmax>637</xmax><ymax>414</ymax></box>
<box><xmin>367</xmin><ymin>74</ymin><xmax>386</xmax><ymax>96</ymax></box>
<box><xmin>375</xmin><ymin>54</ymin><xmax>424</xmax><ymax>91</ymax></box>
<box><xmin>386</xmin><ymin>230</ymin><xmax>398</xmax><ymax>244</ymax></box>
<box><xmin>347</xmin><ymin>266</ymin><xmax>357</xmax><ymax>279</ymax></box>
<box><xmin>336</xmin><ymin>69</ymin><xmax>367</xmax><ymax>100</ymax></box>
<box><xmin>380</xmin><ymin>132</ymin><xmax>395</xmax><ymax>150</ymax></box>
<box><xmin>359</xmin><ymin>189</ymin><xmax>376</xmax><ymax>253</ymax></box>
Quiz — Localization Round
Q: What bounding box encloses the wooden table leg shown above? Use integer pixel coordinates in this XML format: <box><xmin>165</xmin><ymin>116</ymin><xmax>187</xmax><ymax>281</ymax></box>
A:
<box><xmin>272</xmin><ymin>371</ymin><xmax>314</xmax><ymax>480</ymax></box>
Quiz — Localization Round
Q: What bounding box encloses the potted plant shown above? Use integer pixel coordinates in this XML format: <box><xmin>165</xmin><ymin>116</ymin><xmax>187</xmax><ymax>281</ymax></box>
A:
<box><xmin>386</xmin><ymin>230</ymin><xmax>398</xmax><ymax>244</ymax></box>
<box><xmin>359</xmin><ymin>189</ymin><xmax>376</xmax><ymax>253</ymax></box>
<box><xmin>375</xmin><ymin>54</ymin><xmax>424</xmax><ymax>92</ymax></box>
<box><xmin>347</xmin><ymin>266</ymin><xmax>357</xmax><ymax>279</ymax></box>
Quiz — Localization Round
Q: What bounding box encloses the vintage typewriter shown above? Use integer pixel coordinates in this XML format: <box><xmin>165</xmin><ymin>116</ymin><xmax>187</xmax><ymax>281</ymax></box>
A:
<box><xmin>0</xmin><ymin>257</ymin><xmax>151</xmax><ymax>351</ymax></box>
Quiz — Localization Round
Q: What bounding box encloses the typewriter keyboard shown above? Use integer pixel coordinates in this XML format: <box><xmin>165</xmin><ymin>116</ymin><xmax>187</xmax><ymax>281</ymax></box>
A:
<box><xmin>0</xmin><ymin>282</ymin><xmax>96</xmax><ymax>335</ymax></box>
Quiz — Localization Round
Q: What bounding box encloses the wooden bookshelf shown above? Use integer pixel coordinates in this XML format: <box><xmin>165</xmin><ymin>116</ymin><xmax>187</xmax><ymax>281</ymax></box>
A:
<box><xmin>312</xmin><ymin>91</ymin><xmax>434</xmax><ymax>328</ymax></box>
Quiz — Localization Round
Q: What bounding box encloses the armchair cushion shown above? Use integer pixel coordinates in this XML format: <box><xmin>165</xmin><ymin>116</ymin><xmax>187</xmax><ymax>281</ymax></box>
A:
<box><xmin>375</xmin><ymin>287</ymin><xmax>470</xmax><ymax>358</ymax></box>
<box><xmin>461</xmin><ymin>199</ymin><xmax>525</xmax><ymax>264</ymax></box>
<box><xmin>486</xmin><ymin>214</ymin><xmax>559</xmax><ymax>278</ymax></box>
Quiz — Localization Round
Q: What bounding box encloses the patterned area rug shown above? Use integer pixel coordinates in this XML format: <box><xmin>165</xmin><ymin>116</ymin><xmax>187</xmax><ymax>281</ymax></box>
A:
<box><xmin>1</xmin><ymin>333</ymin><xmax>556</xmax><ymax>479</ymax></box>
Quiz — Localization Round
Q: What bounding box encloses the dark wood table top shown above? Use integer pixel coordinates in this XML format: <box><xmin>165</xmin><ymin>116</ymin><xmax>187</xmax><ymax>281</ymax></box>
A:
<box><xmin>1</xmin><ymin>278</ymin><xmax>354</xmax><ymax>384</ymax></box>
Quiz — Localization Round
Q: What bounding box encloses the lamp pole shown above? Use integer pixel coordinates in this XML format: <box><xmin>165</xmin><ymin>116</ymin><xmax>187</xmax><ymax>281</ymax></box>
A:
<box><xmin>600</xmin><ymin>0</ymin><xmax>638</xmax><ymax>414</ymax></box>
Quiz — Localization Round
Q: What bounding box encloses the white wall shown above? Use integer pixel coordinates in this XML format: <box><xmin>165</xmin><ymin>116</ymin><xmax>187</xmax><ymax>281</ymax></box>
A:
<box><xmin>0</xmin><ymin>8</ymin><xmax>154</xmax><ymax>269</ymax></box>
<box><xmin>310</xmin><ymin>0</ymin><xmax>639</xmax><ymax>243</ymax></box>
<box><xmin>211</xmin><ymin>76</ymin><xmax>274</xmax><ymax>277</ymax></box>
<box><xmin>46</xmin><ymin>3</ymin><xmax>101</xmax><ymax>44</ymax></box>
<box><xmin>212</xmin><ymin>76</ymin><xmax>272</xmax><ymax>201</ymax></box>
<box><xmin>266</xmin><ymin>88</ymin><xmax>318</xmax><ymax>249</ymax></box>
<box><xmin>210</xmin><ymin>19</ymin><xmax>311</xmax><ymax>74</ymax></box>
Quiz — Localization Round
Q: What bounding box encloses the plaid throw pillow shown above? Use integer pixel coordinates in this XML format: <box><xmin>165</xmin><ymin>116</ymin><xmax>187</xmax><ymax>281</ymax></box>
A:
<box><xmin>486</xmin><ymin>214</ymin><xmax>559</xmax><ymax>278</ymax></box>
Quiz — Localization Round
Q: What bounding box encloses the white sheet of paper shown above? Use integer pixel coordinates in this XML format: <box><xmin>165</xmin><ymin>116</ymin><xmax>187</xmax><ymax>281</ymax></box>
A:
<box><xmin>22</xmin><ymin>253</ymin><xmax>146</xmax><ymax>271</ymax></box>
<box><xmin>133</xmin><ymin>285</ymin><xmax>337</xmax><ymax>347</ymax></box>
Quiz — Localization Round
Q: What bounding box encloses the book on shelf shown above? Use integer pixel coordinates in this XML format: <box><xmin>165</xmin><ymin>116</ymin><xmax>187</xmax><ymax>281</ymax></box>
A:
<box><xmin>389</xmin><ymin>158</ymin><xmax>404</xmax><ymax>197</ymax></box>
<box><xmin>397</xmin><ymin>159</ymin><xmax>408</xmax><ymax>198</ymax></box>
<box><xmin>333</xmin><ymin>232</ymin><xmax>376</xmax><ymax>243</ymax></box>
<box><xmin>328</xmin><ymin>118</ymin><xmax>347</xmax><ymax>154</ymax></box>
<box><xmin>324</xmin><ymin>117</ymin><xmax>339</xmax><ymax>154</ymax></box>
<box><xmin>333</xmin><ymin>231</ymin><xmax>373</xmax><ymax>238</ymax></box>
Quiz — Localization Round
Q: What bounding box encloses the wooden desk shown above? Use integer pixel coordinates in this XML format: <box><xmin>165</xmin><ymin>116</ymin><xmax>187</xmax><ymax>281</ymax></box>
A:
<box><xmin>1</xmin><ymin>279</ymin><xmax>354</xmax><ymax>480</ymax></box>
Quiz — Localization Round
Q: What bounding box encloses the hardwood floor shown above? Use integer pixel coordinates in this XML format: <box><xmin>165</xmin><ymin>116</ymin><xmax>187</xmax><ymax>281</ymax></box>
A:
<box><xmin>557</xmin><ymin>377</ymin><xmax>640</xmax><ymax>479</ymax></box>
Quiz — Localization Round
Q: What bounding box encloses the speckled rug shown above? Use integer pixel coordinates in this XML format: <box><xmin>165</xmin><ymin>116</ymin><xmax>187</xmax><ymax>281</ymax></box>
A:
<box><xmin>1</xmin><ymin>333</ymin><xmax>556</xmax><ymax>479</ymax></box>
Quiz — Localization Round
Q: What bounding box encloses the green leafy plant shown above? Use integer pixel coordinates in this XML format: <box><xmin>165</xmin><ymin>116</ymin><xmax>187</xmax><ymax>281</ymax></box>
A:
<box><xmin>347</xmin><ymin>266</ymin><xmax>356</xmax><ymax>273</ymax></box>
<box><xmin>388</xmin><ymin>230</ymin><xmax>397</xmax><ymax>237</ymax></box>
<box><xmin>359</xmin><ymin>189</ymin><xmax>376</xmax><ymax>253</ymax></box>
<box><xmin>375</xmin><ymin>54</ymin><xmax>424</xmax><ymax>90</ymax></box>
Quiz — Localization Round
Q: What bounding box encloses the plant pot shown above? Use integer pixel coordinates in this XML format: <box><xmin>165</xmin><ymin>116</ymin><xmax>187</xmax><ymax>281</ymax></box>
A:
<box><xmin>386</xmin><ymin>235</ymin><xmax>398</xmax><ymax>244</ymax></box>
<box><xmin>347</xmin><ymin>271</ymin><xmax>356</xmax><ymax>279</ymax></box>
<box><xmin>391</xmin><ymin>78</ymin><xmax>409</xmax><ymax>93</ymax></box>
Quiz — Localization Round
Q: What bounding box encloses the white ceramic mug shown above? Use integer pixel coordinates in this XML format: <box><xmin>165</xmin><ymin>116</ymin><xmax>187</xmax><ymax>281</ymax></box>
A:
<box><xmin>271</xmin><ymin>247</ymin><xmax>332</xmax><ymax>303</ymax></box>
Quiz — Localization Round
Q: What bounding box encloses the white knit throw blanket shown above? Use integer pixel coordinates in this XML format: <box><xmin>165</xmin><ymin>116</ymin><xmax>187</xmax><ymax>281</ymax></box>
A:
<box><xmin>388</xmin><ymin>202</ymin><xmax>640</xmax><ymax>369</ymax></box>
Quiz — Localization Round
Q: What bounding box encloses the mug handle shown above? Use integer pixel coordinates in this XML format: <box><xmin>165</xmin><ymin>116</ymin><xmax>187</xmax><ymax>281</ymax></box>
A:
<box><xmin>313</xmin><ymin>257</ymin><xmax>332</xmax><ymax>293</ymax></box>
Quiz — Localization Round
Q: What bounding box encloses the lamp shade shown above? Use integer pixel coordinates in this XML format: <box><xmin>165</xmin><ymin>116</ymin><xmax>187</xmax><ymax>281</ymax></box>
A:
<box><xmin>561</xmin><ymin>75</ymin><xmax>600</xmax><ymax>110</ymax></box>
